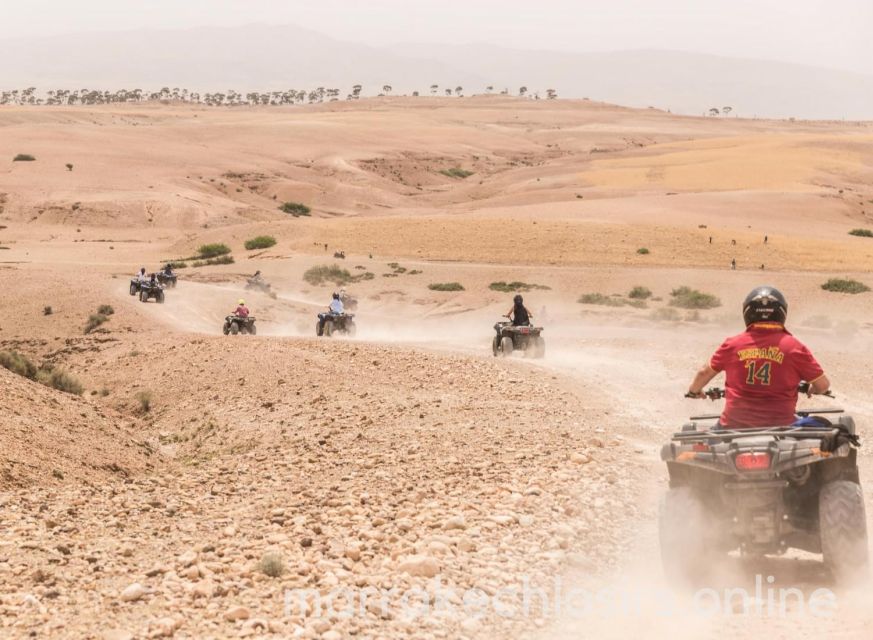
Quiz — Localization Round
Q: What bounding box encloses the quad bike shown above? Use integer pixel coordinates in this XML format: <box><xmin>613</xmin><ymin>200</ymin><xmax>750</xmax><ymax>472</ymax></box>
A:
<box><xmin>333</xmin><ymin>251</ymin><xmax>346</xmax><ymax>259</ymax></box>
<box><xmin>156</xmin><ymin>271</ymin><xmax>177</xmax><ymax>288</ymax></box>
<box><xmin>223</xmin><ymin>315</ymin><xmax>257</xmax><ymax>335</ymax></box>
<box><xmin>659</xmin><ymin>383</ymin><xmax>867</xmax><ymax>586</ymax></box>
<box><xmin>129</xmin><ymin>278</ymin><xmax>144</xmax><ymax>296</ymax></box>
<box><xmin>138</xmin><ymin>281</ymin><xmax>165</xmax><ymax>303</ymax></box>
<box><xmin>492</xmin><ymin>319</ymin><xmax>545</xmax><ymax>358</ymax></box>
<box><xmin>245</xmin><ymin>277</ymin><xmax>277</xmax><ymax>298</ymax></box>
<box><xmin>317</xmin><ymin>312</ymin><xmax>356</xmax><ymax>337</ymax></box>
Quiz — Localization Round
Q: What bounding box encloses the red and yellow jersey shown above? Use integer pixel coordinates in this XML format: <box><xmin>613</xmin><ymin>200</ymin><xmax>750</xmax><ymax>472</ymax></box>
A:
<box><xmin>709</xmin><ymin>323</ymin><xmax>824</xmax><ymax>428</ymax></box>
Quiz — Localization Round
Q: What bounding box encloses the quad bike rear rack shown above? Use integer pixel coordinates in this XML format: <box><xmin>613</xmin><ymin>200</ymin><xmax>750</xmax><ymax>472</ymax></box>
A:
<box><xmin>671</xmin><ymin>425</ymin><xmax>841</xmax><ymax>444</ymax></box>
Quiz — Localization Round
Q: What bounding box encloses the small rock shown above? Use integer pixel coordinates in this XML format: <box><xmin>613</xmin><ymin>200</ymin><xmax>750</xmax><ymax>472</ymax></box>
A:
<box><xmin>224</xmin><ymin>605</ymin><xmax>251</xmax><ymax>622</ymax></box>
<box><xmin>397</xmin><ymin>555</ymin><xmax>440</xmax><ymax>578</ymax></box>
<box><xmin>442</xmin><ymin>515</ymin><xmax>467</xmax><ymax>531</ymax></box>
<box><xmin>120</xmin><ymin>583</ymin><xmax>146</xmax><ymax>602</ymax></box>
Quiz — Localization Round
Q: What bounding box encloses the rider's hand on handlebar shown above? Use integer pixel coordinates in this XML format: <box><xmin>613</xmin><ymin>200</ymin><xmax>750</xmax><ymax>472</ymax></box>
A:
<box><xmin>685</xmin><ymin>390</ymin><xmax>707</xmax><ymax>399</ymax></box>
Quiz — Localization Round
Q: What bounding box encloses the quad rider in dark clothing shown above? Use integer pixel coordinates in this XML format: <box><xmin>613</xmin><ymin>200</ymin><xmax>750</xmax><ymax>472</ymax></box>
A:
<box><xmin>507</xmin><ymin>294</ymin><xmax>532</xmax><ymax>326</ymax></box>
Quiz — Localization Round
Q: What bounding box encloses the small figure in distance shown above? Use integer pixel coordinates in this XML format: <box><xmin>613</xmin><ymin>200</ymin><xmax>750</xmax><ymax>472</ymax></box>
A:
<box><xmin>764</xmin><ymin>235</ymin><xmax>769</xmax><ymax>244</ymax></box>
<box><xmin>731</xmin><ymin>258</ymin><xmax>737</xmax><ymax>270</ymax></box>
<box><xmin>507</xmin><ymin>294</ymin><xmax>533</xmax><ymax>326</ymax></box>
<box><xmin>234</xmin><ymin>298</ymin><xmax>250</xmax><ymax>318</ymax></box>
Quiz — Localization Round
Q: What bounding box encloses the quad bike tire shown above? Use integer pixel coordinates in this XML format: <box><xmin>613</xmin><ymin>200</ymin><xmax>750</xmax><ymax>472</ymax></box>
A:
<box><xmin>140</xmin><ymin>290</ymin><xmax>148</xmax><ymax>303</ymax></box>
<box><xmin>492</xmin><ymin>336</ymin><xmax>500</xmax><ymax>357</ymax></box>
<box><xmin>500</xmin><ymin>336</ymin><xmax>513</xmax><ymax>357</ymax></box>
<box><xmin>659</xmin><ymin>486</ymin><xmax>708</xmax><ymax>586</ymax></box>
<box><xmin>316</xmin><ymin>321</ymin><xmax>323</xmax><ymax>337</ymax></box>
<box><xmin>819</xmin><ymin>480</ymin><xmax>869</xmax><ymax>584</ymax></box>
<box><xmin>248</xmin><ymin>323</ymin><xmax>256</xmax><ymax>336</ymax></box>
<box><xmin>324</xmin><ymin>322</ymin><xmax>334</xmax><ymax>338</ymax></box>
<box><xmin>156</xmin><ymin>291</ymin><xmax>165</xmax><ymax>304</ymax></box>
<box><xmin>533</xmin><ymin>336</ymin><xmax>546</xmax><ymax>358</ymax></box>
<box><xmin>129</xmin><ymin>283</ymin><xmax>137</xmax><ymax>296</ymax></box>
<box><xmin>230</xmin><ymin>322</ymin><xmax>239</xmax><ymax>335</ymax></box>
<box><xmin>223</xmin><ymin>323</ymin><xmax>230</xmax><ymax>336</ymax></box>
<box><xmin>346</xmin><ymin>322</ymin><xmax>356</xmax><ymax>338</ymax></box>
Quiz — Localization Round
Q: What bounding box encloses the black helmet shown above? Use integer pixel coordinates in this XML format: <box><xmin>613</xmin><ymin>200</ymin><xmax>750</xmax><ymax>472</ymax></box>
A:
<box><xmin>743</xmin><ymin>286</ymin><xmax>787</xmax><ymax>326</ymax></box>
<box><xmin>332</xmin><ymin>292</ymin><xmax>340</xmax><ymax>300</ymax></box>
<box><xmin>514</xmin><ymin>294</ymin><xmax>524</xmax><ymax>305</ymax></box>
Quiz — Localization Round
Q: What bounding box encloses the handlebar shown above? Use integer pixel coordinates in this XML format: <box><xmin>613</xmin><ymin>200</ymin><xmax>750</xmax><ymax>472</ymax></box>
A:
<box><xmin>686</xmin><ymin>383</ymin><xmax>833</xmax><ymax>400</ymax></box>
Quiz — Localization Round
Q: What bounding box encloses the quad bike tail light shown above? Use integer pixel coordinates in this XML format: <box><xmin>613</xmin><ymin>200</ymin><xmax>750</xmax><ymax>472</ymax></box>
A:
<box><xmin>735</xmin><ymin>452</ymin><xmax>772</xmax><ymax>471</ymax></box>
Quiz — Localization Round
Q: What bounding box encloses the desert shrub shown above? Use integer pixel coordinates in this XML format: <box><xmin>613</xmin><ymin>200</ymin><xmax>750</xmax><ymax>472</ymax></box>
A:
<box><xmin>244</xmin><ymin>235</ymin><xmax>277</xmax><ymax>250</ymax></box>
<box><xmin>84</xmin><ymin>314</ymin><xmax>109</xmax><ymax>334</ymax></box>
<box><xmin>637</xmin><ymin>247</ymin><xmax>650</xmax><ymax>255</ymax></box>
<box><xmin>43</xmin><ymin>306</ymin><xmax>53</xmax><ymax>316</ymax></box>
<box><xmin>0</xmin><ymin>351</ymin><xmax>38</xmax><ymax>379</ymax></box>
<box><xmin>387</xmin><ymin>262</ymin><xmax>407</xmax><ymax>274</ymax></box>
<box><xmin>578</xmin><ymin>293</ymin><xmax>624</xmax><ymax>307</ymax></box>
<box><xmin>257</xmin><ymin>551</ymin><xmax>285</xmax><ymax>578</ymax></box>
<box><xmin>135</xmin><ymin>390</ymin><xmax>153</xmax><ymax>412</ymax></box>
<box><xmin>197</xmin><ymin>243</ymin><xmax>231</xmax><ymax>258</ymax></box>
<box><xmin>65</xmin><ymin>163</ymin><xmax>73</xmax><ymax>171</ymax></box>
<box><xmin>97</xmin><ymin>304</ymin><xmax>115</xmax><ymax>316</ymax></box>
<box><xmin>848</xmin><ymin>229</ymin><xmax>873</xmax><ymax>238</ymax></box>
<box><xmin>670</xmin><ymin>286</ymin><xmax>721</xmax><ymax>309</ymax></box>
<box><xmin>489</xmin><ymin>281</ymin><xmax>551</xmax><ymax>293</ymax></box>
<box><xmin>652</xmin><ymin>307</ymin><xmax>682</xmax><ymax>322</ymax></box>
<box><xmin>628</xmin><ymin>286</ymin><xmax>652</xmax><ymax>300</ymax></box>
<box><xmin>39</xmin><ymin>368</ymin><xmax>84</xmax><ymax>396</ymax></box>
<box><xmin>165</xmin><ymin>260</ymin><xmax>188</xmax><ymax>269</ymax></box>
<box><xmin>440</xmin><ymin>167</ymin><xmax>474</xmax><ymax>179</ymax></box>
<box><xmin>428</xmin><ymin>282</ymin><xmax>465</xmax><ymax>291</ymax></box>
<box><xmin>821</xmin><ymin>278</ymin><xmax>870</xmax><ymax>294</ymax></box>
<box><xmin>625</xmin><ymin>299</ymin><xmax>648</xmax><ymax>309</ymax></box>
<box><xmin>304</xmin><ymin>264</ymin><xmax>353</xmax><ymax>286</ymax></box>
<box><xmin>192</xmin><ymin>255</ymin><xmax>234</xmax><ymax>267</ymax></box>
<box><xmin>13</xmin><ymin>154</ymin><xmax>35</xmax><ymax>162</ymax></box>
<box><xmin>279</xmin><ymin>202</ymin><xmax>311</xmax><ymax>216</ymax></box>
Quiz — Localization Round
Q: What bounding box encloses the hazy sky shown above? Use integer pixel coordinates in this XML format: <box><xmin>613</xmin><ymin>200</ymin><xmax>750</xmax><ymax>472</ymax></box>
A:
<box><xmin>4</xmin><ymin>0</ymin><xmax>872</xmax><ymax>74</ymax></box>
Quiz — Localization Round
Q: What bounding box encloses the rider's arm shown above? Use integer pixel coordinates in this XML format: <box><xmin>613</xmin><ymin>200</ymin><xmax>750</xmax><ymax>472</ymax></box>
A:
<box><xmin>809</xmin><ymin>374</ymin><xmax>830</xmax><ymax>396</ymax></box>
<box><xmin>688</xmin><ymin>364</ymin><xmax>719</xmax><ymax>396</ymax></box>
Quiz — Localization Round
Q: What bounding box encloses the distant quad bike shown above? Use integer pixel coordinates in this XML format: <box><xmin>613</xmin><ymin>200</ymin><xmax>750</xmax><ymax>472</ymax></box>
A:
<box><xmin>660</xmin><ymin>384</ymin><xmax>867</xmax><ymax>586</ymax></box>
<box><xmin>138</xmin><ymin>281</ymin><xmax>165</xmax><ymax>304</ymax></box>
<box><xmin>317</xmin><ymin>313</ymin><xmax>356</xmax><ymax>338</ymax></box>
<box><xmin>492</xmin><ymin>320</ymin><xmax>545</xmax><ymax>358</ymax></box>
<box><xmin>156</xmin><ymin>271</ymin><xmax>177</xmax><ymax>288</ymax></box>
<box><xmin>223</xmin><ymin>315</ymin><xmax>257</xmax><ymax>335</ymax></box>
<box><xmin>245</xmin><ymin>277</ymin><xmax>277</xmax><ymax>299</ymax></box>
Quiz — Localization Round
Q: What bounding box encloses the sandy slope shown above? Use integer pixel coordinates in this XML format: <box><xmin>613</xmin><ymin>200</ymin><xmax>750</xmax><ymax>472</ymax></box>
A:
<box><xmin>0</xmin><ymin>99</ymin><xmax>872</xmax><ymax>639</ymax></box>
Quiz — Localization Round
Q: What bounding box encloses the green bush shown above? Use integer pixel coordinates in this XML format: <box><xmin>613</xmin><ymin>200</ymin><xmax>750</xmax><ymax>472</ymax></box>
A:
<box><xmin>304</xmin><ymin>264</ymin><xmax>353</xmax><ymax>286</ymax></box>
<box><xmin>279</xmin><ymin>202</ymin><xmax>311</xmax><ymax>216</ymax></box>
<box><xmin>165</xmin><ymin>260</ymin><xmax>188</xmax><ymax>269</ymax></box>
<box><xmin>821</xmin><ymin>278</ymin><xmax>870</xmax><ymax>294</ymax></box>
<box><xmin>197</xmin><ymin>243</ymin><xmax>231</xmax><ymax>258</ymax></box>
<box><xmin>0</xmin><ymin>351</ymin><xmax>38</xmax><ymax>379</ymax></box>
<box><xmin>43</xmin><ymin>306</ymin><xmax>53</xmax><ymax>316</ymax></box>
<box><xmin>628</xmin><ymin>286</ymin><xmax>652</xmax><ymax>300</ymax></box>
<box><xmin>97</xmin><ymin>304</ymin><xmax>115</xmax><ymax>316</ymax></box>
<box><xmin>192</xmin><ymin>255</ymin><xmax>234</xmax><ymax>267</ymax></box>
<box><xmin>489</xmin><ymin>281</ymin><xmax>551</xmax><ymax>293</ymax></box>
<box><xmin>428</xmin><ymin>282</ymin><xmax>465</xmax><ymax>291</ymax></box>
<box><xmin>440</xmin><ymin>167</ymin><xmax>474</xmax><ymax>179</ymax></box>
<box><xmin>257</xmin><ymin>551</ymin><xmax>285</xmax><ymax>578</ymax></box>
<box><xmin>244</xmin><ymin>235</ymin><xmax>277</xmax><ymax>250</ymax></box>
<box><xmin>636</xmin><ymin>247</ymin><xmax>650</xmax><ymax>255</ymax></box>
<box><xmin>669</xmin><ymin>286</ymin><xmax>721</xmax><ymax>309</ymax></box>
<box><xmin>848</xmin><ymin>229</ymin><xmax>873</xmax><ymax>238</ymax></box>
<box><xmin>13</xmin><ymin>154</ymin><xmax>35</xmax><ymax>162</ymax></box>
<box><xmin>38</xmin><ymin>368</ymin><xmax>84</xmax><ymax>396</ymax></box>
<box><xmin>578</xmin><ymin>293</ymin><xmax>625</xmax><ymax>307</ymax></box>
<box><xmin>84</xmin><ymin>314</ymin><xmax>109</xmax><ymax>334</ymax></box>
<box><xmin>135</xmin><ymin>390</ymin><xmax>153</xmax><ymax>412</ymax></box>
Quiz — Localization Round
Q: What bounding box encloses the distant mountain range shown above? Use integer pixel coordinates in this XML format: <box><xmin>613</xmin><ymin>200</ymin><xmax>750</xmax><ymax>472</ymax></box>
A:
<box><xmin>1</xmin><ymin>23</ymin><xmax>871</xmax><ymax>120</ymax></box>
